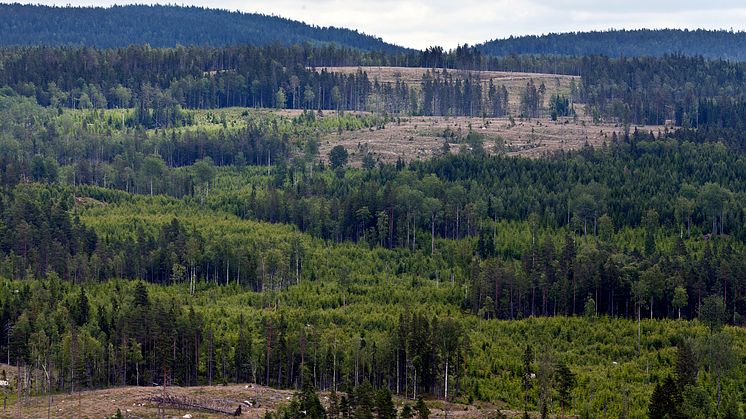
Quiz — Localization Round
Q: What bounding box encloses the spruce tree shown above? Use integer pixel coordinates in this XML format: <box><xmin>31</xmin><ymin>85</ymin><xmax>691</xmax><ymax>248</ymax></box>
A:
<box><xmin>648</xmin><ymin>376</ymin><xmax>682</xmax><ymax>419</ymax></box>
<box><xmin>375</xmin><ymin>388</ymin><xmax>396</xmax><ymax>419</ymax></box>
<box><xmin>339</xmin><ymin>396</ymin><xmax>351</xmax><ymax>419</ymax></box>
<box><xmin>353</xmin><ymin>381</ymin><xmax>375</xmax><ymax>419</ymax></box>
<box><xmin>415</xmin><ymin>397</ymin><xmax>429</xmax><ymax>419</ymax></box>
<box><xmin>675</xmin><ymin>340</ymin><xmax>697</xmax><ymax>389</ymax></box>
<box><xmin>299</xmin><ymin>369</ymin><xmax>325</xmax><ymax>419</ymax></box>
<box><xmin>133</xmin><ymin>281</ymin><xmax>149</xmax><ymax>307</ymax></box>
<box><xmin>555</xmin><ymin>362</ymin><xmax>575</xmax><ymax>419</ymax></box>
<box><xmin>523</xmin><ymin>344</ymin><xmax>533</xmax><ymax>412</ymax></box>
<box><xmin>72</xmin><ymin>287</ymin><xmax>89</xmax><ymax>326</ymax></box>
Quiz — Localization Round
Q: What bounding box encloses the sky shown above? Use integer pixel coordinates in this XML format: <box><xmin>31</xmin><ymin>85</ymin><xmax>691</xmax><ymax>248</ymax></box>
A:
<box><xmin>17</xmin><ymin>0</ymin><xmax>746</xmax><ymax>49</ymax></box>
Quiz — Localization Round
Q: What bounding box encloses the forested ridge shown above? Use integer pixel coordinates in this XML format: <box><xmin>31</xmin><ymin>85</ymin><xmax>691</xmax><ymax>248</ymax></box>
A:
<box><xmin>3</xmin><ymin>5</ymin><xmax>746</xmax><ymax>62</ymax></box>
<box><xmin>0</xmin><ymin>3</ymin><xmax>406</xmax><ymax>53</ymax></box>
<box><xmin>476</xmin><ymin>29</ymin><xmax>746</xmax><ymax>61</ymax></box>
<box><xmin>3</xmin><ymin>46</ymin><xmax>746</xmax><ymax>137</ymax></box>
<box><xmin>0</xmin><ymin>35</ymin><xmax>745</xmax><ymax>418</ymax></box>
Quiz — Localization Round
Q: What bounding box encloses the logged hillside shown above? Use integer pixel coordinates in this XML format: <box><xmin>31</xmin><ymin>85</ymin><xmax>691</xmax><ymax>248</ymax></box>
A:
<box><xmin>0</xmin><ymin>3</ymin><xmax>406</xmax><ymax>52</ymax></box>
<box><xmin>2</xmin><ymin>18</ymin><xmax>746</xmax><ymax>418</ymax></box>
<box><xmin>9</xmin><ymin>381</ymin><xmax>507</xmax><ymax>418</ymax></box>
<box><xmin>476</xmin><ymin>29</ymin><xmax>746</xmax><ymax>60</ymax></box>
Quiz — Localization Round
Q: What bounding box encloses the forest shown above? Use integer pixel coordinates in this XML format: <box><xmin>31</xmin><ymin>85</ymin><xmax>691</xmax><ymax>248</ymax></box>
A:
<box><xmin>0</xmin><ymin>4</ymin><xmax>406</xmax><ymax>53</ymax></box>
<box><xmin>4</xmin><ymin>6</ymin><xmax>746</xmax><ymax>61</ymax></box>
<box><xmin>0</xmin><ymin>10</ymin><xmax>746</xmax><ymax>418</ymax></box>
<box><xmin>3</xmin><ymin>45</ymin><xmax>746</xmax><ymax>132</ymax></box>
<box><xmin>475</xmin><ymin>29</ymin><xmax>746</xmax><ymax>61</ymax></box>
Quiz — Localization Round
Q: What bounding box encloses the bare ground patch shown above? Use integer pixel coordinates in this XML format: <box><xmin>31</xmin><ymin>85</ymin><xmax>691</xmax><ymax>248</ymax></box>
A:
<box><xmin>317</xmin><ymin>114</ymin><xmax>665</xmax><ymax>166</ymax></box>
<box><xmin>11</xmin><ymin>384</ymin><xmax>293</xmax><ymax>418</ymax></box>
<box><xmin>308</xmin><ymin>67</ymin><xmax>663</xmax><ymax>164</ymax></box>
<box><xmin>8</xmin><ymin>378</ymin><xmax>563</xmax><ymax>419</ymax></box>
<box><xmin>316</xmin><ymin>66</ymin><xmax>579</xmax><ymax>110</ymax></box>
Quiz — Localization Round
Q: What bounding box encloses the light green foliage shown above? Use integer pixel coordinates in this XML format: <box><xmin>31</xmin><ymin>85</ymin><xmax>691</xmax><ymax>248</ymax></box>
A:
<box><xmin>2</xmin><ymin>92</ymin><xmax>746</xmax><ymax>419</ymax></box>
<box><xmin>0</xmin><ymin>190</ymin><xmax>730</xmax><ymax>418</ymax></box>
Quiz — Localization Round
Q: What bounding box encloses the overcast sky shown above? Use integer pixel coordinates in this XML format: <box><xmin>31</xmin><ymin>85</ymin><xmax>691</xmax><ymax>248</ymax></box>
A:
<box><xmin>18</xmin><ymin>0</ymin><xmax>746</xmax><ymax>49</ymax></box>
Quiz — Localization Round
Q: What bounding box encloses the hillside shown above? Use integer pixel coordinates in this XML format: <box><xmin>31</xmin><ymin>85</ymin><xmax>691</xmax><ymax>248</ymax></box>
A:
<box><xmin>476</xmin><ymin>29</ymin><xmax>746</xmax><ymax>60</ymax></box>
<box><xmin>2</xmin><ymin>9</ymin><xmax>746</xmax><ymax>418</ymax></box>
<box><xmin>313</xmin><ymin>67</ymin><xmax>603</xmax><ymax>162</ymax></box>
<box><xmin>0</xmin><ymin>3</ymin><xmax>406</xmax><ymax>52</ymax></box>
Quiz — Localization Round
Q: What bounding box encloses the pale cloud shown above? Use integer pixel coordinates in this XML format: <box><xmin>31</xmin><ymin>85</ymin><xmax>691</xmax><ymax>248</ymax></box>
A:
<box><xmin>12</xmin><ymin>0</ymin><xmax>746</xmax><ymax>49</ymax></box>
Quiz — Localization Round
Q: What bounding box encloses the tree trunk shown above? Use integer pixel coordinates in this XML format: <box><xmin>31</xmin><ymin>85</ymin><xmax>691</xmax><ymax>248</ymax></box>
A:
<box><xmin>17</xmin><ymin>360</ymin><xmax>21</xmax><ymax>418</ymax></box>
<box><xmin>650</xmin><ymin>297</ymin><xmax>653</xmax><ymax>319</ymax></box>
<box><xmin>414</xmin><ymin>368</ymin><xmax>417</xmax><ymax>400</ymax></box>
<box><xmin>717</xmin><ymin>368</ymin><xmax>721</xmax><ymax>410</ymax></box>
<box><xmin>431</xmin><ymin>215</ymin><xmax>435</xmax><ymax>255</ymax></box>
<box><xmin>396</xmin><ymin>351</ymin><xmax>400</xmax><ymax>395</ymax></box>
<box><xmin>412</xmin><ymin>216</ymin><xmax>416</xmax><ymax>250</ymax></box>
<box><xmin>444</xmin><ymin>356</ymin><xmax>449</xmax><ymax>401</ymax></box>
<box><xmin>637</xmin><ymin>303</ymin><xmax>641</xmax><ymax>352</ymax></box>
<box><xmin>573</xmin><ymin>278</ymin><xmax>577</xmax><ymax>315</ymax></box>
<box><xmin>333</xmin><ymin>348</ymin><xmax>337</xmax><ymax>392</ymax></box>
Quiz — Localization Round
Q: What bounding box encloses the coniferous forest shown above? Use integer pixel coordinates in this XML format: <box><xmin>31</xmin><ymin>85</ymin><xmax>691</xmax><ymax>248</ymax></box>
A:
<box><xmin>0</xmin><ymin>4</ymin><xmax>406</xmax><ymax>52</ymax></box>
<box><xmin>475</xmin><ymin>29</ymin><xmax>746</xmax><ymax>61</ymax></box>
<box><xmin>1</xmin><ymin>4</ymin><xmax>746</xmax><ymax>419</ymax></box>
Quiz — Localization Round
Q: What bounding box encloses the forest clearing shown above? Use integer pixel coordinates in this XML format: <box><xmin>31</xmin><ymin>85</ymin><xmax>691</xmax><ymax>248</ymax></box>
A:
<box><xmin>316</xmin><ymin>67</ymin><xmax>577</xmax><ymax>110</ymax></box>
<box><xmin>314</xmin><ymin>113</ymin><xmax>666</xmax><ymax>164</ymax></box>
<box><xmin>1</xmin><ymin>5</ymin><xmax>746</xmax><ymax>419</ymax></box>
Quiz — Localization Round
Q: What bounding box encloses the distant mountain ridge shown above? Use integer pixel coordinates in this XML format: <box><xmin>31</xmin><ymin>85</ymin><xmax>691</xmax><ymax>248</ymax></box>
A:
<box><xmin>0</xmin><ymin>3</ymin><xmax>407</xmax><ymax>52</ymax></box>
<box><xmin>2</xmin><ymin>5</ymin><xmax>744</xmax><ymax>61</ymax></box>
<box><xmin>475</xmin><ymin>29</ymin><xmax>746</xmax><ymax>60</ymax></box>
